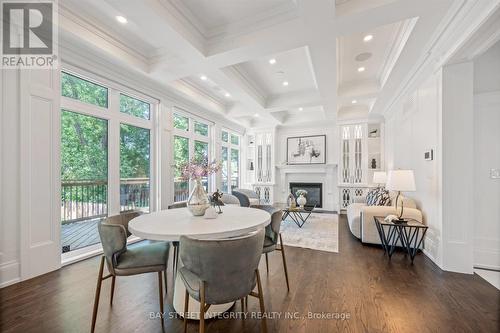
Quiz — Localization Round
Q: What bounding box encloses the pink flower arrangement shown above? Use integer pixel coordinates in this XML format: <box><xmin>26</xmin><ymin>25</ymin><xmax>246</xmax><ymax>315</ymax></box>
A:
<box><xmin>179</xmin><ymin>157</ymin><xmax>222</xmax><ymax>181</ymax></box>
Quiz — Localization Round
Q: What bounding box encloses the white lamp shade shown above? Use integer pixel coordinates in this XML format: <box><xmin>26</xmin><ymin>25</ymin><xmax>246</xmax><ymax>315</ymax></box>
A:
<box><xmin>372</xmin><ymin>171</ymin><xmax>387</xmax><ymax>184</ymax></box>
<box><xmin>386</xmin><ymin>170</ymin><xmax>416</xmax><ymax>192</ymax></box>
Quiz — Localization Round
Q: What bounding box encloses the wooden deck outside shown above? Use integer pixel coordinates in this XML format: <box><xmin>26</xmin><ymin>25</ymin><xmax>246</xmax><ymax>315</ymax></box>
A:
<box><xmin>61</xmin><ymin>219</ymin><xmax>102</xmax><ymax>252</ymax></box>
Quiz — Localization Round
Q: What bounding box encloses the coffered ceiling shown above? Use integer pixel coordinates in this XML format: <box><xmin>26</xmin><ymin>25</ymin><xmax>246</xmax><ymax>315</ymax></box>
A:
<box><xmin>59</xmin><ymin>0</ymin><xmax>460</xmax><ymax>128</ymax></box>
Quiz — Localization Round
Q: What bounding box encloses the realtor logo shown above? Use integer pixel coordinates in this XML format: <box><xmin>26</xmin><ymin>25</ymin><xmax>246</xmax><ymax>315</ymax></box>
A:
<box><xmin>1</xmin><ymin>0</ymin><xmax>58</xmax><ymax>68</ymax></box>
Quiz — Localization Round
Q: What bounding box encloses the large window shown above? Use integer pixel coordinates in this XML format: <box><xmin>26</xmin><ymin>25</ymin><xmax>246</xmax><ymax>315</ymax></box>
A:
<box><xmin>120</xmin><ymin>124</ymin><xmax>150</xmax><ymax>212</ymax></box>
<box><xmin>60</xmin><ymin>70</ymin><xmax>156</xmax><ymax>255</ymax></box>
<box><xmin>221</xmin><ymin>130</ymin><xmax>240</xmax><ymax>193</ymax></box>
<box><xmin>173</xmin><ymin>112</ymin><xmax>211</xmax><ymax>202</ymax></box>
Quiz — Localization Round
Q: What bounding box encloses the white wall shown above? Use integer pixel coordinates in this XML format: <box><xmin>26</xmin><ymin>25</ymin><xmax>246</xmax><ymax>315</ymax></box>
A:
<box><xmin>385</xmin><ymin>72</ymin><xmax>443</xmax><ymax>266</ymax></box>
<box><xmin>472</xmin><ymin>42</ymin><xmax>500</xmax><ymax>270</ymax></box>
<box><xmin>274</xmin><ymin>124</ymin><xmax>338</xmax><ymax>211</ymax></box>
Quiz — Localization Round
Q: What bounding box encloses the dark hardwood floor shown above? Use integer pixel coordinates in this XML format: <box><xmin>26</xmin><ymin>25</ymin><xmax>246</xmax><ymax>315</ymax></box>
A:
<box><xmin>1</xmin><ymin>215</ymin><xmax>499</xmax><ymax>333</ymax></box>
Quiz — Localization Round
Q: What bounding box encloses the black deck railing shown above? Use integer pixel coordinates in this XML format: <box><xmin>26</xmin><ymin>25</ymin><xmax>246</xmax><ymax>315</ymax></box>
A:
<box><xmin>61</xmin><ymin>178</ymin><xmax>150</xmax><ymax>224</ymax></box>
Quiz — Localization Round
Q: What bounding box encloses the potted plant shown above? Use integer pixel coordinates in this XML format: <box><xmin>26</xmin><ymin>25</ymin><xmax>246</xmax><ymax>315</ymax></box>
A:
<box><xmin>179</xmin><ymin>158</ymin><xmax>221</xmax><ymax>216</ymax></box>
<box><xmin>296</xmin><ymin>189</ymin><xmax>308</xmax><ymax>208</ymax></box>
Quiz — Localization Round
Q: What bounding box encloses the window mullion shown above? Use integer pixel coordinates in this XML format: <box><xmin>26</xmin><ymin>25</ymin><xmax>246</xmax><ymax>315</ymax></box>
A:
<box><xmin>107</xmin><ymin>89</ymin><xmax>121</xmax><ymax>216</ymax></box>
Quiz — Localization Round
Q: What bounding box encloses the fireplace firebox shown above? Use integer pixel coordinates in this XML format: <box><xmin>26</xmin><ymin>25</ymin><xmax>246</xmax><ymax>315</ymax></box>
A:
<box><xmin>289</xmin><ymin>182</ymin><xmax>322</xmax><ymax>208</ymax></box>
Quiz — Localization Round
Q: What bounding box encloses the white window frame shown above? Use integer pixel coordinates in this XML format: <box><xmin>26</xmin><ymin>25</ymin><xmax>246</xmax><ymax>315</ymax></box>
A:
<box><xmin>172</xmin><ymin>109</ymin><xmax>212</xmax><ymax>202</ymax></box>
<box><xmin>60</xmin><ymin>66</ymin><xmax>159</xmax><ymax>261</ymax></box>
<box><xmin>221</xmin><ymin>129</ymin><xmax>240</xmax><ymax>193</ymax></box>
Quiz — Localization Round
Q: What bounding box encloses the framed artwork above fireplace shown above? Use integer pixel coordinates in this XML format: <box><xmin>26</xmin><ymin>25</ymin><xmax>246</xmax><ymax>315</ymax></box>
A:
<box><xmin>286</xmin><ymin>135</ymin><xmax>326</xmax><ymax>165</ymax></box>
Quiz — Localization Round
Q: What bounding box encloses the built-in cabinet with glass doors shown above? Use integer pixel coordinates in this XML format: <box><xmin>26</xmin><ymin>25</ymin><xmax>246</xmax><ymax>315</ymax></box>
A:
<box><xmin>338</xmin><ymin>122</ymin><xmax>383</xmax><ymax>211</ymax></box>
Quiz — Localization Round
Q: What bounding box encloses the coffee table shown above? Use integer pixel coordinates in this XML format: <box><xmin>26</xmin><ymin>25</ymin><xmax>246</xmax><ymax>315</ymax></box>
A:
<box><xmin>281</xmin><ymin>205</ymin><xmax>316</xmax><ymax>228</ymax></box>
<box><xmin>374</xmin><ymin>216</ymin><xmax>428</xmax><ymax>263</ymax></box>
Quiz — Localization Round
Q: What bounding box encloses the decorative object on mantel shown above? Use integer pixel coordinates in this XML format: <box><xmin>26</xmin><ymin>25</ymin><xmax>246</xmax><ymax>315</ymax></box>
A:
<box><xmin>369</xmin><ymin>128</ymin><xmax>379</xmax><ymax>138</ymax></box>
<box><xmin>296</xmin><ymin>189</ymin><xmax>307</xmax><ymax>208</ymax></box>
<box><xmin>386</xmin><ymin>169</ymin><xmax>416</xmax><ymax>222</ymax></box>
<box><xmin>211</xmin><ymin>189</ymin><xmax>223</xmax><ymax>214</ymax></box>
<box><xmin>180</xmin><ymin>157</ymin><xmax>221</xmax><ymax>216</ymax></box>
<box><xmin>287</xmin><ymin>135</ymin><xmax>326</xmax><ymax>165</ymax></box>
<box><xmin>286</xmin><ymin>191</ymin><xmax>296</xmax><ymax>208</ymax></box>
<box><xmin>371</xmin><ymin>158</ymin><xmax>377</xmax><ymax>169</ymax></box>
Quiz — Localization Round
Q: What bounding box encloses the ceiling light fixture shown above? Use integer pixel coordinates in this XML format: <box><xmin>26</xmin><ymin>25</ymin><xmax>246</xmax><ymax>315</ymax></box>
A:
<box><xmin>363</xmin><ymin>34</ymin><xmax>373</xmax><ymax>42</ymax></box>
<box><xmin>254</xmin><ymin>113</ymin><xmax>260</xmax><ymax>117</ymax></box>
<box><xmin>269</xmin><ymin>58</ymin><xmax>276</xmax><ymax>65</ymax></box>
<box><xmin>357</xmin><ymin>67</ymin><xmax>365</xmax><ymax>72</ymax></box>
<box><xmin>224</xmin><ymin>92</ymin><xmax>231</xmax><ymax>97</ymax></box>
<box><xmin>298</xmin><ymin>107</ymin><xmax>303</xmax><ymax>111</ymax></box>
<box><xmin>282</xmin><ymin>81</ymin><xmax>289</xmax><ymax>86</ymax></box>
<box><xmin>352</xmin><ymin>100</ymin><xmax>357</xmax><ymax>104</ymax></box>
<box><xmin>200</xmin><ymin>75</ymin><xmax>207</xmax><ymax>81</ymax></box>
<box><xmin>115</xmin><ymin>16</ymin><xmax>128</xmax><ymax>24</ymax></box>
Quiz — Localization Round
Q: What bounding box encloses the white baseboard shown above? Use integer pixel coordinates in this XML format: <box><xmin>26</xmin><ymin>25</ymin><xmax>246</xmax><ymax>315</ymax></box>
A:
<box><xmin>0</xmin><ymin>260</ymin><xmax>21</xmax><ymax>288</ymax></box>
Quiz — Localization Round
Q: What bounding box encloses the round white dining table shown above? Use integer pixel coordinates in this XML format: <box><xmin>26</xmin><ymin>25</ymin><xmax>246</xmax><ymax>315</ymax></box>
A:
<box><xmin>128</xmin><ymin>206</ymin><xmax>271</xmax><ymax>319</ymax></box>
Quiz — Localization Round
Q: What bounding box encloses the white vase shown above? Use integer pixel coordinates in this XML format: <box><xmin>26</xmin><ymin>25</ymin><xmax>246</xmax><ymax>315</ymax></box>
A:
<box><xmin>297</xmin><ymin>194</ymin><xmax>307</xmax><ymax>208</ymax></box>
<box><xmin>187</xmin><ymin>179</ymin><xmax>210</xmax><ymax>216</ymax></box>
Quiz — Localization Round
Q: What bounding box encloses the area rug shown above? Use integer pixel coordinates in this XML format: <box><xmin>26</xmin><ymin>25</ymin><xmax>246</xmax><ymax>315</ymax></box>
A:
<box><xmin>280</xmin><ymin>213</ymin><xmax>339</xmax><ymax>253</ymax></box>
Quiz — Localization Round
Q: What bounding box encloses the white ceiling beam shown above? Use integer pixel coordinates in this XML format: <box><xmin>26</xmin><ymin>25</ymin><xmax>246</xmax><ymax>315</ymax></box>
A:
<box><xmin>297</xmin><ymin>0</ymin><xmax>338</xmax><ymax>120</ymax></box>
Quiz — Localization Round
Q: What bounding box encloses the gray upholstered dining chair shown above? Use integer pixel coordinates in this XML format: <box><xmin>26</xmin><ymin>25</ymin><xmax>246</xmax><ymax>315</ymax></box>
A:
<box><xmin>232</xmin><ymin>188</ymin><xmax>260</xmax><ymax>207</ymax></box>
<box><xmin>252</xmin><ymin>205</ymin><xmax>290</xmax><ymax>291</ymax></box>
<box><xmin>91</xmin><ymin>211</ymin><xmax>170</xmax><ymax>333</ymax></box>
<box><xmin>179</xmin><ymin>229</ymin><xmax>267</xmax><ymax>333</ymax></box>
<box><xmin>220</xmin><ymin>193</ymin><xmax>241</xmax><ymax>206</ymax></box>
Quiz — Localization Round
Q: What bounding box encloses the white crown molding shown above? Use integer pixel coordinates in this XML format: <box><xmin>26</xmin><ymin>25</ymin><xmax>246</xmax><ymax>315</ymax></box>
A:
<box><xmin>176</xmin><ymin>79</ymin><xmax>227</xmax><ymax>110</ymax></box>
<box><xmin>379</xmin><ymin>17</ymin><xmax>418</xmax><ymax>88</ymax></box>
<box><xmin>58</xmin><ymin>4</ymin><xmax>149</xmax><ymax>67</ymax></box>
<box><xmin>378</xmin><ymin>0</ymin><xmax>479</xmax><ymax>117</ymax></box>
<box><xmin>223</xmin><ymin>66</ymin><xmax>267</xmax><ymax>105</ymax></box>
<box><xmin>163</xmin><ymin>0</ymin><xmax>298</xmax><ymax>43</ymax></box>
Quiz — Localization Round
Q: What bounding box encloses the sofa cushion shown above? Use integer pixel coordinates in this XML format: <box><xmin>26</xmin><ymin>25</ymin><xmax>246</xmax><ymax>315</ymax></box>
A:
<box><xmin>366</xmin><ymin>188</ymin><xmax>391</xmax><ymax>206</ymax></box>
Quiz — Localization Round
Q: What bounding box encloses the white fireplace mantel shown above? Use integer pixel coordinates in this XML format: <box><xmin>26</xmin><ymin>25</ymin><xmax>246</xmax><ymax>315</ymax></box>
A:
<box><xmin>276</xmin><ymin>163</ymin><xmax>337</xmax><ymax>194</ymax></box>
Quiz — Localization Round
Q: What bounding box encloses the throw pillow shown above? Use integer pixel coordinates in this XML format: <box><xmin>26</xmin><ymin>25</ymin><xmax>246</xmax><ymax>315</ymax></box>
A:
<box><xmin>366</xmin><ymin>188</ymin><xmax>391</xmax><ymax>206</ymax></box>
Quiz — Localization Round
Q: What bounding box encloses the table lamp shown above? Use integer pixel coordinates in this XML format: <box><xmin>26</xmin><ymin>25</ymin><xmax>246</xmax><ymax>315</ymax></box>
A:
<box><xmin>386</xmin><ymin>170</ymin><xmax>416</xmax><ymax>221</ymax></box>
<box><xmin>372</xmin><ymin>171</ymin><xmax>387</xmax><ymax>188</ymax></box>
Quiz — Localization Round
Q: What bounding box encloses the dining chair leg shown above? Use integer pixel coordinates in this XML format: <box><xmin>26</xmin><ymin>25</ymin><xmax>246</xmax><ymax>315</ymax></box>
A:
<box><xmin>91</xmin><ymin>256</ymin><xmax>105</xmax><ymax>333</ymax></box>
<box><xmin>183</xmin><ymin>289</ymin><xmax>189</xmax><ymax>333</ymax></box>
<box><xmin>199</xmin><ymin>281</ymin><xmax>206</xmax><ymax>333</ymax></box>
<box><xmin>255</xmin><ymin>269</ymin><xmax>267</xmax><ymax>333</ymax></box>
<box><xmin>158</xmin><ymin>271</ymin><xmax>164</xmax><ymax>329</ymax></box>
<box><xmin>110</xmin><ymin>275</ymin><xmax>116</xmax><ymax>306</ymax></box>
<box><xmin>240</xmin><ymin>298</ymin><xmax>245</xmax><ymax>312</ymax></box>
<box><xmin>279</xmin><ymin>234</ymin><xmax>290</xmax><ymax>292</ymax></box>
<box><xmin>164</xmin><ymin>268</ymin><xmax>168</xmax><ymax>296</ymax></box>
<box><xmin>265</xmin><ymin>253</ymin><xmax>269</xmax><ymax>274</ymax></box>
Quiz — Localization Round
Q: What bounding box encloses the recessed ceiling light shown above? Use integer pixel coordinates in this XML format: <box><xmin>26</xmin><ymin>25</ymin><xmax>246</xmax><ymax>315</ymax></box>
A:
<box><xmin>357</xmin><ymin>67</ymin><xmax>365</xmax><ymax>72</ymax></box>
<box><xmin>115</xmin><ymin>16</ymin><xmax>128</xmax><ymax>24</ymax></box>
<box><xmin>352</xmin><ymin>100</ymin><xmax>357</xmax><ymax>104</ymax></box>
<box><xmin>254</xmin><ymin>113</ymin><xmax>260</xmax><ymax>117</ymax></box>
<box><xmin>224</xmin><ymin>92</ymin><xmax>231</xmax><ymax>97</ymax></box>
<box><xmin>363</xmin><ymin>34</ymin><xmax>373</xmax><ymax>42</ymax></box>
<box><xmin>282</xmin><ymin>81</ymin><xmax>289</xmax><ymax>86</ymax></box>
<box><xmin>298</xmin><ymin>107</ymin><xmax>303</xmax><ymax>111</ymax></box>
<box><xmin>269</xmin><ymin>58</ymin><xmax>276</xmax><ymax>65</ymax></box>
<box><xmin>200</xmin><ymin>75</ymin><xmax>207</xmax><ymax>81</ymax></box>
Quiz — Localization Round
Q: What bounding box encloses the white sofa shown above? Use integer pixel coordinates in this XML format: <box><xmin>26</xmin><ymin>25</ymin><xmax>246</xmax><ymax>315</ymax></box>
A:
<box><xmin>347</xmin><ymin>195</ymin><xmax>423</xmax><ymax>245</ymax></box>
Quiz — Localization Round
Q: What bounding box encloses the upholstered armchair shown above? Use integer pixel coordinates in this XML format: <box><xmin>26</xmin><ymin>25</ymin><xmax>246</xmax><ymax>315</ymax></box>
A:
<box><xmin>91</xmin><ymin>211</ymin><xmax>170</xmax><ymax>332</ymax></box>
<box><xmin>179</xmin><ymin>229</ymin><xmax>267</xmax><ymax>333</ymax></box>
<box><xmin>252</xmin><ymin>205</ymin><xmax>290</xmax><ymax>291</ymax></box>
<box><xmin>232</xmin><ymin>188</ymin><xmax>260</xmax><ymax>207</ymax></box>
